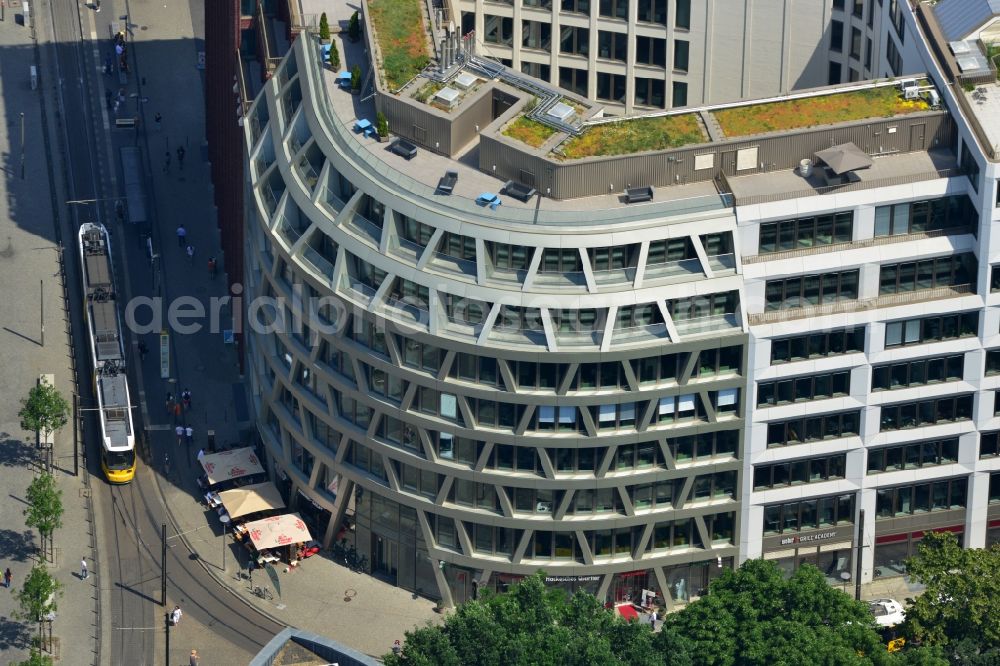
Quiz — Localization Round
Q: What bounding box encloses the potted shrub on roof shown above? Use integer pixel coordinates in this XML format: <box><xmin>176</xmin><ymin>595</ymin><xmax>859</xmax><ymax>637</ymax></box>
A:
<box><xmin>351</xmin><ymin>65</ymin><xmax>362</xmax><ymax>94</ymax></box>
<box><xmin>328</xmin><ymin>41</ymin><xmax>340</xmax><ymax>69</ymax></box>
<box><xmin>376</xmin><ymin>112</ymin><xmax>389</xmax><ymax>142</ymax></box>
<box><xmin>318</xmin><ymin>12</ymin><xmax>330</xmax><ymax>45</ymax></box>
<box><xmin>348</xmin><ymin>10</ymin><xmax>361</xmax><ymax>42</ymax></box>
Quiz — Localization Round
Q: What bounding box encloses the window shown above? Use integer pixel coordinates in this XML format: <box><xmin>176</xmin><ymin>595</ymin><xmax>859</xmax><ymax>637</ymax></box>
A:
<box><xmin>871</xmin><ymin>354</ymin><xmax>964</xmax><ymax>391</ymax></box>
<box><xmin>667</xmin><ymin>291</ymin><xmax>739</xmax><ymax>321</ymax></box>
<box><xmin>867</xmin><ymin>0</ymin><xmax>875</xmax><ymax>27</ymax></box>
<box><xmin>675</xmin><ymin>0</ymin><xmax>690</xmax><ymax>28</ymax></box>
<box><xmin>635</xmin><ymin>36</ymin><xmax>667</xmax><ymax>66</ymax></box>
<box><xmin>559</xmin><ymin>66</ymin><xmax>588</xmax><ymax>97</ymax></box>
<box><xmin>598</xmin><ymin>31</ymin><xmax>627</xmax><ymax>62</ymax></box>
<box><xmin>559</xmin><ymin>26</ymin><xmax>589</xmax><ymax>56</ymax></box>
<box><xmin>695</xmin><ymin>346</ymin><xmax>742</xmax><ymax>376</ymax></box>
<box><xmin>596</xmin><ymin>73</ymin><xmax>627</xmax><ymax>103</ymax></box>
<box><xmin>878</xmin><ymin>254</ymin><xmax>977</xmax><ymax>295</ymax></box>
<box><xmin>884</xmin><ymin>312</ymin><xmax>978</xmax><ymax>348</ymax></box>
<box><xmin>886</xmin><ymin>37</ymin><xmax>901</xmax><ymax>77</ymax></box>
<box><xmin>560</xmin><ymin>0</ymin><xmax>590</xmax><ymax>13</ymax></box>
<box><xmin>763</xmin><ymin>494</ymin><xmax>855</xmax><ymax>534</ymax></box>
<box><xmin>849</xmin><ymin>28</ymin><xmax>862</xmax><ymax>60</ymax></box>
<box><xmin>766</xmin><ymin>410</ymin><xmax>860</xmax><ymax>447</ymax></box>
<box><xmin>879</xmin><ymin>394</ymin><xmax>974</xmax><ymax>431</ymax></box>
<box><xmin>982</xmin><ymin>431</ymin><xmax>1000</xmax><ymax>458</ymax></box>
<box><xmin>875</xmin><ymin>478</ymin><xmax>967</xmax><ymax>519</ymax></box>
<box><xmin>489</xmin><ymin>242</ymin><xmax>532</xmax><ymax>272</ymax></box>
<box><xmin>758</xmin><ymin>211</ymin><xmax>853</xmax><ymax>253</ymax></box>
<box><xmin>833</xmin><ymin>0</ymin><xmax>845</xmax><ymax>9</ymax></box>
<box><xmin>668</xmin><ymin>430</ymin><xmax>738</xmax><ymax>462</ymax></box>
<box><xmin>865</xmin><ymin>37</ymin><xmax>873</xmax><ymax>70</ymax></box>
<box><xmin>754</xmin><ymin>454</ymin><xmax>846</xmax><ymax>489</ymax></box>
<box><xmin>484</xmin><ymin>15</ymin><xmax>514</xmax><ymax>45</ymax></box>
<box><xmin>636</xmin><ymin>0</ymin><xmax>666</xmax><ymax>24</ymax></box>
<box><xmin>673</xmin><ymin>40</ymin><xmax>689</xmax><ymax>71</ymax></box>
<box><xmin>828</xmin><ymin>61</ymin><xmax>842</xmax><ymax>85</ymax></box>
<box><xmin>992</xmin><ymin>267</ymin><xmax>1000</xmax><ymax>292</ymax></box>
<box><xmin>672</xmin><ymin>81</ymin><xmax>688</xmax><ymax>107</ymax></box>
<box><xmin>765</xmin><ymin>270</ymin><xmax>859</xmax><ymax>310</ymax></box>
<box><xmin>757</xmin><ymin>370</ymin><xmax>850</xmax><ymax>406</ymax></box>
<box><xmin>873</xmin><ymin>196</ymin><xmax>976</xmax><ymax>237</ymax></box>
<box><xmin>831</xmin><ymin>20</ymin><xmax>844</xmax><ymax>52</ymax></box>
<box><xmin>598</xmin><ymin>0</ymin><xmax>628</xmax><ymax>19</ymax></box>
<box><xmin>853</xmin><ymin>0</ymin><xmax>864</xmax><ymax>17</ymax></box>
<box><xmin>889</xmin><ymin>0</ymin><xmax>905</xmax><ymax>44</ymax></box>
<box><xmin>521</xmin><ymin>21</ymin><xmax>552</xmax><ymax>51</ymax></box>
<box><xmin>635</xmin><ymin>77</ymin><xmax>665</xmax><ymax>108</ymax></box>
<box><xmin>961</xmin><ymin>142</ymin><xmax>981</xmax><ymax>193</ymax></box>
<box><xmin>770</xmin><ymin>328</ymin><xmax>865</xmax><ymax>364</ymax></box>
<box><xmin>868</xmin><ymin>438</ymin><xmax>959</xmax><ymax>473</ymax></box>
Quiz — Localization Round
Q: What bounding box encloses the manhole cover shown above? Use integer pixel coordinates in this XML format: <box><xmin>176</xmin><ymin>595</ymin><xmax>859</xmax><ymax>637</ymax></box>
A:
<box><xmin>141</xmin><ymin>25</ymin><xmax>149</xmax><ymax>30</ymax></box>
<box><xmin>344</xmin><ymin>588</ymin><xmax>357</xmax><ymax>602</ymax></box>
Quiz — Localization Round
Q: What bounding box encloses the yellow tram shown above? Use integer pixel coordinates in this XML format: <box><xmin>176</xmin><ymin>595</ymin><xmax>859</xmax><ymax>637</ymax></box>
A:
<box><xmin>79</xmin><ymin>223</ymin><xmax>136</xmax><ymax>483</ymax></box>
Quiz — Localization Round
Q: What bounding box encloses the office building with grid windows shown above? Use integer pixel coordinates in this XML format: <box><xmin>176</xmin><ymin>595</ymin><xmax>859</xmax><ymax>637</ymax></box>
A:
<box><xmin>239</xmin><ymin>0</ymin><xmax>1000</xmax><ymax>608</ymax></box>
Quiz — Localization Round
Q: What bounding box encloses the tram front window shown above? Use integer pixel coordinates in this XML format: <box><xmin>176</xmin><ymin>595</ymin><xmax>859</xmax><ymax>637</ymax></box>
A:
<box><xmin>104</xmin><ymin>450</ymin><xmax>135</xmax><ymax>470</ymax></box>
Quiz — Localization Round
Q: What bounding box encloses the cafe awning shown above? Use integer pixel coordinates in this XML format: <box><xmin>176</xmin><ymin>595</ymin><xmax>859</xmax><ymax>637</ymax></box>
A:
<box><xmin>219</xmin><ymin>482</ymin><xmax>286</xmax><ymax>519</ymax></box>
<box><xmin>199</xmin><ymin>447</ymin><xmax>264</xmax><ymax>486</ymax></box>
<box><xmin>616</xmin><ymin>604</ymin><xmax>639</xmax><ymax>621</ymax></box>
<box><xmin>814</xmin><ymin>142</ymin><xmax>873</xmax><ymax>174</ymax></box>
<box><xmin>245</xmin><ymin>513</ymin><xmax>313</xmax><ymax>550</ymax></box>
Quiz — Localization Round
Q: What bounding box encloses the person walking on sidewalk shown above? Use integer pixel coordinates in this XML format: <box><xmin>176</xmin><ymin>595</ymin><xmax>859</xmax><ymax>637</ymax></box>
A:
<box><xmin>177</xmin><ymin>146</ymin><xmax>186</xmax><ymax>170</ymax></box>
<box><xmin>186</xmin><ymin>245</ymin><xmax>195</xmax><ymax>264</ymax></box>
<box><xmin>166</xmin><ymin>392</ymin><xmax>175</xmax><ymax>415</ymax></box>
<box><xmin>80</xmin><ymin>558</ymin><xmax>88</xmax><ymax>580</ymax></box>
<box><xmin>138</xmin><ymin>340</ymin><xmax>148</xmax><ymax>361</ymax></box>
<box><xmin>189</xmin><ymin>649</ymin><xmax>200</xmax><ymax>666</ymax></box>
<box><xmin>176</xmin><ymin>425</ymin><xmax>185</xmax><ymax>446</ymax></box>
<box><xmin>163</xmin><ymin>152</ymin><xmax>171</xmax><ymax>173</ymax></box>
<box><xmin>3</xmin><ymin>568</ymin><xmax>12</xmax><ymax>588</ymax></box>
<box><xmin>174</xmin><ymin>402</ymin><xmax>183</xmax><ymax>423</ymax></box>
<box><xmin>170</xmin><ymin>606</ymin><xmax>182</xmax><ymax>625</ymax></box>
<box><xmin>185</xmin><ymin>426</ymin><xmax>193</xmax><ymax>446</ymax></box>
<box><xmin>154</xmin><ymin>112</ymin><xmax>162</xmax><ymax>131</ymax></box>
<box><xmin>207</xmin><ymin>257</ymin><xmax>217</xmax><ymax>279</ymax></box>
<box><xmin>181</xmin><ymin>389</ymin><xmax>192</xmax><ymax>410</ymax></box>
<box><xmin>176</xmin><ymin>224</ymin><xmax>186</xmax><ymax>247</ymax></box>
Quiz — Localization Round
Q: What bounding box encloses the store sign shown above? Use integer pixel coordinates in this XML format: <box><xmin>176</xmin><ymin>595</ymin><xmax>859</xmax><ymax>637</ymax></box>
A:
<box><xmin>545</xmin><ymin>575</ymin><xmax>600</xmax><ymax>584</ymax></box>
<box><xmin>780</xmin><ymin>530</ymin><xmax>842</xmax><ymax>546</ymax></box>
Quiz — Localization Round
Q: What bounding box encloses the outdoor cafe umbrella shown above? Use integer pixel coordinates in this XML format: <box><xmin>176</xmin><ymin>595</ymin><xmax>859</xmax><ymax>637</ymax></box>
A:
<box><xmin>814</xmin><ymin>142</ymin><xmax>873</xmax><ymax>175</ymax></box>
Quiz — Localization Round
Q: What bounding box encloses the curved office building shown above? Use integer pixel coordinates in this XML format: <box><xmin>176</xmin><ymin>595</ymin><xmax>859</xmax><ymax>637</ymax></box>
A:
<box><xmin>243</xmin><ymin>35</ymin><xmax>746</xmax><ymax>608</ymax></box>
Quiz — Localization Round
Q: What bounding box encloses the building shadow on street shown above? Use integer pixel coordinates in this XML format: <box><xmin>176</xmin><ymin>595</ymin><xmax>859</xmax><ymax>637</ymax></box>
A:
<box><xmin>0</xmin><ymin>435</ymin><xmax>37</xmax><ymax>468</ymax></box>
<box><xmin>0</xmin><ymin>528</ymin><xmax>36</xmax><ymax>562</ymax></box>
<box><xmin>0</xmin><ymin>615</ymin><xmax>31</xmax><ymax>653</ymax></box>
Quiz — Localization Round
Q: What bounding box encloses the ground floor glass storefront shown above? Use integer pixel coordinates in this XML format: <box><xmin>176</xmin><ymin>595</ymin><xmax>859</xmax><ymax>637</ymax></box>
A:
<box><xmin>873</xmin><ymin>525</ymin><xmax>963</xmax><ymax>578</ymax></box>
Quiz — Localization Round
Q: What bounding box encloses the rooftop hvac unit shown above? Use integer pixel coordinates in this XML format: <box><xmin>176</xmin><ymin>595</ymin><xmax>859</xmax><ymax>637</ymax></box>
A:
<box><xmin>905</xmin><ymin>86</ymin><xmax>920</xmax><ymax>100</ymax></box>
<box><xmin>898</xmin><ymin>78</ymin><xmax>917</xmax><ymax>92</ymax></box>
<box><xmin>928</xmin><ymin>89</ymin><xmax>941</xmax><ymax>107</ymax></box>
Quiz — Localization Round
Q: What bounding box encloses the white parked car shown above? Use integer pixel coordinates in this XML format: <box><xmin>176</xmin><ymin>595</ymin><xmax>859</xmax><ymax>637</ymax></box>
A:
<box><xmin>868</xmin><ymin>598</ymin><xmax>906</xmax><ymax>627</ymax></box>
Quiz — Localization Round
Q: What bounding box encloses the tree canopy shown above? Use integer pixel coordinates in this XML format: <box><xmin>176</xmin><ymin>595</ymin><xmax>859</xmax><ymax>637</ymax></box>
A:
<box><xmin>384</xmin><ymin>562</ymin><xmax>949</xmax><ymax>666</ymax></box>
<box><xmin>902</xmin><ymin>532</ymin><xmax>1000</xmax><ymax>663</ymax></box>
<box><xmin>17</xmin><ymin>564</ymin><xmax>61</xmax><ymax>649</ymax></box>
<box><xmin>18</xmin><ymin>381</ymin><xmax>70</xmax><ymax>441</ymax></box>
<box><xmin>24</xmin><ymin>473</ymin><xmax>64</xmax><ymax>562</ymax></box>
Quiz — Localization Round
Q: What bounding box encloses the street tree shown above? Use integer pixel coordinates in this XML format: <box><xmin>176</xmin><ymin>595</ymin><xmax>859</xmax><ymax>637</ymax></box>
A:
<box><xmin>18</xmin><ymin>380</ymin><xmax>70</xmax><ymax>471</ymax></box>
<box><xmin>15</xmin><ymin>648</ymin><xmax>55</xmax><ymax>666</ymax></box>
<box><xmin>24</xmin><ymin>473</ymin><xmax>64</xmax><ymax>563</ymax></box>
<box><xmin>664</xmin><ymin>559</ymin><xmax>894</xmax><ymax>666</ymax></box>
<box><xmin>348</xmin><ymin>10</ymin><xmax>361</xmax><ymax>42</ymax></box>
<box><xmin>16</xmin><ymin>565</ymin><xmax>61</xmax><ymax>654</ymax></box>
<box><xmin>384</xmin><ymin>572</ymin><xmax>662</xmax><ymax>666</ymax></box>
<box><xmin>902</xmin><ymin>532</ymin><xmax>1000</xmax><ymax>662</ymax></box>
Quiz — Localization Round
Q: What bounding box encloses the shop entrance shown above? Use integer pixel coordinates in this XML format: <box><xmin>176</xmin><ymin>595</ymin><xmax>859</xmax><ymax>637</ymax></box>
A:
<box><xmin>373</xmin><ymin>534</ymin><xmax>398</xmax><ymax>584</ymax></box>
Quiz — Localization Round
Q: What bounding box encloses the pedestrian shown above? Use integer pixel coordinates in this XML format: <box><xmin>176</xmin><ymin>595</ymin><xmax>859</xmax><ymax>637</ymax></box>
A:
<box><xmin>166</xmin><ymin>392</ymin><xmax>175</xmax><ymax>415</ymax></box>
<box><xmin>176</xmin><ymin>224</ymin><xmax>187</xmax><ymax>247</ymax></box>
<box><xmin>95</xmin><ymin>0</ymin><xmax>101</xmax><ymax>12</ymax></box>
<box><xmin>176</xmin><ymin>425</ymin><xmax>185</xmax><ymax>446</ymax></box>
<box><xmin>170</xmin><ymin>605</ymin><xmax>182</xmax><ymax>625</ymax></box>
<box><xmin>154</xmin><ymin>112</ymin><xmax>162</xmax><ymax>131</ymax></box>
<box><xmin>185</xmin><ymin>426</ymin><xmax>193</xmax><ymax>446</ymax></box>
<box><xmin>650</xmin><ymin>609</ymin><xmax>658</xmax><ymax>629</ymax></box>
<box><xmin>138</xmin><ymin>340</ymin><xmax>148</xmax><ymax>360</ymax></box>
<box><xmin>80</xmin><ymin>558</ymin><xmax>88</xmax><ymax>580</ymax></box>
<box><xmin>177</xmin><ymin>146</ymin><xmax>186</xmax><ymax>170</ymax></box>
<box><xmin>186</xmin><ymin>245</ymin><xmax>195</xmax><ymax>263</ymax></box>
<box><xmin>207</xmin><ymin>257</ymin><xmax>217</xmax><ymax>279</ymax></box>
<box><xmin>181</xmin><ymin>389</ymin><xmax>192</xmax><ymax>410</ymax></box>
<box><xmin>3</xmin><ymin>568</ymin><xmax>11</xmax><ymax>588</ymax></box>
<box><xmin>105</xmin><ymin>90</ymin><xmax>113</xmax><ymax>110</ymax></box>
<box><xmin>197</xmin><ymin>448</ymin><xmax>205</xmax><ymax>461</ymax></box>
<box><xmin>174</xmin><ymin>402</ymin><xmax>183</xmax><ymax>423</ymax></box>
<box><xmin>163</xmin><ymin>151</ymin><xmax>171</xmax><ymax>173</ymax></box>
<box><xmin>190</xmin><ymin>649</ymin><xmax>200</xmax><ymax>666</ymax></box>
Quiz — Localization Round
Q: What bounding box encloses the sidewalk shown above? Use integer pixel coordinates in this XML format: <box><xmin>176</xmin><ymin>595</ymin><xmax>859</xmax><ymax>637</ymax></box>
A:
<box><xmin>116</xmin><ymin>2</ymin><xmax>443</xmax><ymax>663</ymax></box>
<box><xmin>0</xmin><ymin>13</ymin><xmax>98</xmax><ymax>666</ymax></box>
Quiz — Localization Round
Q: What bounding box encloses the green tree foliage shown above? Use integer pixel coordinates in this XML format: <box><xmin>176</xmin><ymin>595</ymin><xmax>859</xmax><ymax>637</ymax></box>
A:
<box><xmin>348</xmin><ymin>10</ymin><xmax>361</xmax><ymax>41</ymax></box>
<box><xmin>376</xmin><ymin>111</ymin><xmax>389</xmax><ymax>138</ymax></box>
<box><xmin>17</xmin><ymin>565</ymin><xmax>61</xmax><ymax>650</ymax></box>
<box><xmin>319</xmin><ymin>12</ymin><xmax>330</xmax><ymax>41</ymax></box>
<box><xmin>384</xmin><ymin>573</ymin><xmax>662</xmax><ymax>666</ymax></box>
<box><xmin>18</xmin><ymin>380</ymin><xmax>70</xmax><ymax>444</ymax></box>
<box><xmin>665</xmin><ymin>559</ymin><xmax>895</xmax><ymax>666</ymax></box>
<box><xmin>902</xmin><ymin>532</ymin><xmax>1000</xmax><ymax>661</ymax></box>
<box><xmin>24</xmin><ymin>473</ymin><xmax>64</xmax><ymax>562</ymax></box>
<box><xmin>15</xmin><ymin>648</ymin><xmax>55</xmax><ymax>666</ymax></box>
<box><xmin>351</xmin><ymin>65</ymin><xmax>362</xmax><ymax>91</ymax></box>
<box><xmin>328</xmin><ymin>41</ymin><xmax>341</xmax><ymax>69</ymax></box>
